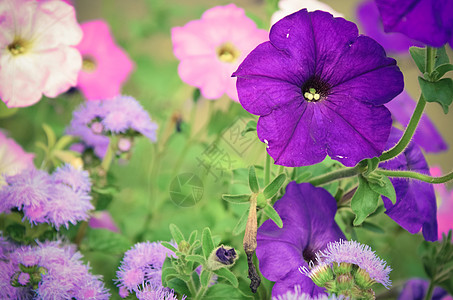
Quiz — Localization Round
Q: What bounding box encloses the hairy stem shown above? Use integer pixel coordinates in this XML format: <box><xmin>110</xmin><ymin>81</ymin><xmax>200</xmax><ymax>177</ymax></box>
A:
<box><xmin>376</xmin><ymin>168</ymin><xmax>453</xmax><ymax>184</ymax></box>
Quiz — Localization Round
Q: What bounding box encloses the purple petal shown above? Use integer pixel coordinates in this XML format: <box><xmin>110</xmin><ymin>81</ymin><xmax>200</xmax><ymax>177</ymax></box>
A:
<box><xmin>380</xmin><ymin>127</ymin><xmax>438</xmax><ymax>241</ymax></box>
<box><xmin>356</xmin><ymin>0</ymin><xmax>421</xmax><ymax>54</ymax></box>
<box><xmin>376</xmin><ymin>0</ymin><xmax>450</xmax><ymax>47</ymax></box>
<box><xmin>386</xmin><ymin>91</ymin><xmax>448</xmax><ymax>153</ymax></box>
<box><xmin>271</xmin><ymin>267</ymin><xmax>325</xmax><ymax>297</ymax></box>
<box><xmin>257</xmin><ymin>182</ymin><xmax>344</xmax><ymax>297</ymax></box>
<box><xmin>399</xmin><ymin>278</ymin><xmax>448</xmax><ymax>300</ymax></box>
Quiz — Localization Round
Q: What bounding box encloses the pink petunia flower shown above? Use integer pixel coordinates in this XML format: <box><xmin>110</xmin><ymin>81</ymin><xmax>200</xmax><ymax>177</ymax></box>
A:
<box><xmin>76</xmin><ymin>20</ymin><xmax>134</xmax><ymax>100</ymax></box>
<box><xmin>171</xmin><ymin>4</ymin><xmax>268</xmax><ymax>101</ymax></box>
<box><xmin>89</xmin><ymin>210</ymin><xmax>120</xmax><ymax>233</ymax></box>
<box><xmin>0</xmin><ymin>0</ymin><xmax>82</xmax><ymax>107</ymax></box>
<box><xmin>430</xmin><ymin>167</ymin><xmax>453</xmax><ymax>240</ymax></box>
<box><xmin>0</xmin><ymin>131</ymin><xmax>34</xmax><ymax>187</ymax></box>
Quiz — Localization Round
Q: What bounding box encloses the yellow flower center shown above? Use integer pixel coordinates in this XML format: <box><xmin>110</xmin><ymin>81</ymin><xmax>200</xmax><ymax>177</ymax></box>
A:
<box><xmin>304</xmin><ymin>88</ymin><xmax>321</xmax><ymax>102</ymax></box>
<box><xmin>217</xmin><ymin>42</ymin><xmax>240</xmax><ymax>63</ymax></box>
<box><xmin>82</xmin><ymin>56</ymin><xmax>97</xmax><ymax>72</ymax></box>
<box><xmin>7</xmin><ymin>38</ymin><xmax>29</xmax><ymax>56</ymax></box>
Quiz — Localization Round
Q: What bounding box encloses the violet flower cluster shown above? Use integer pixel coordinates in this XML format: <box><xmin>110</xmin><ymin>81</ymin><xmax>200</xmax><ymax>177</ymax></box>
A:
<box><xmin>0</xmin><ymin>164</ymin><xmax>93</xmax><ymax>229</ymax></box>
<box><xmin>66</xmin><ymin>95</ymin><xmax>158</xmax><ymax>158</ymax></box>
<box><xmin>0</xmin><ymin>238</ymin><xmax>110</xmax><ymax>299</ymax></box>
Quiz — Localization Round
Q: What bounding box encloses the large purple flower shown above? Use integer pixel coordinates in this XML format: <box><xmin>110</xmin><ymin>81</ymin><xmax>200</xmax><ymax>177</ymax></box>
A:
<box><xmin>380</xmin><ymin>127</ymin><xmax>438</xmax><ymax>241</ymax></box>
<box><xmin>398</xmin><ymin>278</ymin><xmax>448</xmax><ymax>300</ymax></box>
<box><xmin>386</xmin><ymin>91</ymin><xmax>447</xmax><ymax>153</ymax></box>
<box><xmin>256</xmin><ymin>182</ymin><xmax>345</xmax><ymax>297</ymax></box>
<box><xmin>375</xmin><ymin>0</ymin><xmax>453</xmax><ymax>47</ymax></box>
<box><xmin>356</xmin><ymin>0</ymin><xmax>421</xmax><ymax>54</ymax></box>
<box><xmin>233</xmin><ymin>9</ymin><xmax>403</xmax><ymax>167</ymax></box>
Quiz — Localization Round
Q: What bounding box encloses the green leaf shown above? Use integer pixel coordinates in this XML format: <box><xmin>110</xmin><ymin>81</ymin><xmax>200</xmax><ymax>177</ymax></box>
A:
<box><xmin>263</xmin><ymin>173</ymin><xmax>287</xmax><ymax>199</ymax></box>
<box><xmin>169</xmin><ymin>223</ymin><xmax>185</xmax><ymax>245</ymax></box>
<box><xmin>221</xmin><ymin>194</ymin><xmax>250</xmax><ymax>204</ymax></box>
<box><xmin>192</xmin><ymin>88</ymin><xmax>201</xmax><ymax>103</ymax></box>
<box><xmin>85</xmin><ymin>229</ymin><xmax>131</xmax><ymax>254</ymax></box>
<box><xmin>410</xmin><ymin>46</ymin><xmax>426</xmax><ymax>73</ymax></box>
<box><xmin>368</xmin><ymin>175</ymin><xmax>396</xmax><ymax>205</ymax></box>
<box><xmin>188</xmin><ymin>230</ymin><xmax>198</xmax><ymax>245</ymax></box>
<box><xmin>241</xmin><ymin>120</ymin><xmax>257</xmax><ymax>136</ymax></box>
<box><xmin>6</xmin><ymin>224</ymin><xmax>26</xmax><ymax>242</ymax></box>
<box><xmin>295</xmin><ymin>171</ymin><xmax>312</xmax><ymax>183</ymax></box>
<box><xmin>161</xmin><ymin>242</ymin><xmax>178</xmax><ymax>253</ymax></box>
<box><xmin>161</xmin><ymin>267</ymin><xmax>178</xmax><ymax>283</ymax></box>
<box><xmin>214</xmin><ymin>267</ymin><xmax>239</xmax><ymax>287</ymax></box>
<box><xmin>360</xmin><ymin>221</ymin><xmax>385</xmax><ymax>234</ymax></box>
<box><xmin>363</xmin><ymin>157</ymin><xmax>380</xmax><ymax>176</ymax></box>
<box><xmin>191</xmin><ymin>270</ymin><xmax>200</xmax><ymax>290</ymax></box>
<box><xmin>433</xmin><ymin>63</ymin><xmax>453</xmax><ymax>80</ymax></box>
<box><xmin>42</xmin><ymin>124</ymin><xmax>56</xmax><ymax>148</ymax></box>
<box><xmin>435</xmin><ymin>46</ymin><xmax>450</xmax><ymax>68</ymax></box>
<box><xmin>232</xmin><ymin>208</ymin><xmax>249</xmax><ymax>236</ymax></box>
<box><xmin>166</xmin><ymin>278</ymin><xmax>191</xmax><ymax>296</ymax></box>
<box><xmin>351</xmin><ymin>175</ymin><xmax>380</xmax><ymax>226</ymax></box>
<box><xmin>200</xmin><ymin>269</ymin><xmax>211</xmax><ymax>287</ymax></box>
<box><xmin>369</xmin><ymin>205</ymin><xmax>386</xmax><ymax>218</ymax></box>
<box><xmin>204</xmin><ymin>283</ymin><xmax>253</xmax><ymax>299</ymax></box>
<box><xmin>202</xmin><ymin>227</ymin><xmax>215</xmax><ymax>259</ymax></box>
<box><xmin>248</xmin><ymin>166</ymin><xmax>259</xmax><ymax>193</ymax></box>
<box><xmin>186</xmin><ymin>255</ymin><xmax>206</xmax><ymax>265</ymax></box>
<box><xmin>419</xmin><ymin>77</ymin><xmax>453</xmax><ymax>113</ymax></box>
<box><xmin>263</xmin><ymin>204</ymin><xmax>283</xmax><ymax>228</ymax></box>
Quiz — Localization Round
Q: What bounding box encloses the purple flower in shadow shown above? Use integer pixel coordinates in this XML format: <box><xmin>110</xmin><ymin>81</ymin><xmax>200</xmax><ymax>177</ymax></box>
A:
<box><xmin>256</xmin><ymin>182</ymin><xmax>345</xmax><ymax>298</ymax></box>
<box><xmin>380</xmin><ymin>127</ymin><xmax>438</xmax><ymax>241</ymax></box>
<box><xmin>399</xmin><ymin>278</ymin><xmax>448</xmax><ymax>300</ymax></box>
<box><xmin>375</xmin><ymin>0</ymin><xmax>453</xmax><ymax>47</ymax></box>
<box><xmin>233</xmin><ymin>9</ymin><xmax>403</xmax><ymax>167</ymax></box>
<box><xmin>386</xmin><ymin>90</ymin><xmax>448</xmax><ymax>153</ymax></box>
<box><xmin>356</xmin><ymin>0</ymin><xmax>421</xmax><ymax>54</ymax></box>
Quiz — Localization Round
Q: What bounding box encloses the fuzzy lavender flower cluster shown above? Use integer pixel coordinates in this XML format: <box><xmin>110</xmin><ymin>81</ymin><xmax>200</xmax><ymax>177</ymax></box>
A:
<box><xmin>0</xmin><ymin>238</ymin><xmax>110</xmax><ymax>299</ymax></box>
<box><xmin>66</xmin><ymin>95</ymin><xmax>158</xmax><ymax>158</ymax></box>
<box><xmin>0</xmin><ymin>164</ymin><xmax>93</xmax><ymax>229</ymax></box>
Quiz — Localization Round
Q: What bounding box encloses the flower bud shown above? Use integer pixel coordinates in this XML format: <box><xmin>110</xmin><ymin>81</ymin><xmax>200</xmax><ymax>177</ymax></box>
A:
<box><xmin>207</xmin><ymin>245</ymin><xmax>238</xmax><ymax>270</ymax></box>
<box><xmin>90</xmin><ymin>121</ymin><xmax>104</xmax><ymax>135</ymax></box>
<box><xmin>336</xmin><ymin>273</ymin><xmax>354</xmax><ymax>291</ymax></box>
<box><xmin>355</xmin><ymin>267</ymin><xmax>375</xmax><ymax>289</ymax></box>
<box><xmin>332</xmin><ymin>262</ymin><xmax>353</xmax><ymax>275</ymax></box>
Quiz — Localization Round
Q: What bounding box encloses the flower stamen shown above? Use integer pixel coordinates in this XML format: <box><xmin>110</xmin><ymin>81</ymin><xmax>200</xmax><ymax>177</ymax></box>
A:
<box><xmin>304</xmin><ymin>88</ymin><xmax>321</xmax><ymax>102</ymax></box>
<box><xmin>82</xmin><ymin>56</ymin><xmax>97</xmax><ymax>72</ymax></box>
<box><xmin>7</xmin><ymin>38</ymin><xmax>28</xmax><ymax>56</ymax></box>
<box><xmin>217</xmin><ymin>42</ymin><xmax>240</xmax><ymax>63</ymax></box>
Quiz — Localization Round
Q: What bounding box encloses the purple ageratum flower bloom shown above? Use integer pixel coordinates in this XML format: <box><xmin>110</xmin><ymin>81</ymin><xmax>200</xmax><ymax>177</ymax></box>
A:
<box><xmin>116</xmin><ymin>241</ymin><xmax>175</xmax><ymax>297</ymax></box>
<box><xmin>233</xmin><ymin>9</ymin><xmax>403</xmax><ymax>167</ymax></box>
<box><xmin>380</xmin><ymin>127</ymin><xmax>438</xmax><ymax>241</ymax></box>
<box><xmin>257</xmin><ymin>182</ymin><xmax>345</xmax><ymax>298</ymax></box>
<box><xmin>375</xmin><ymin>0</ymin><xmax>453</xmax><ymax>47</ymax></box>
<box><xmin>356</xmin><ymin>0</ymin><xmax>421</xmax><ymax>54</ymax></box>
<box><xmin>52</xmin><ymin>163</ymin><xmax>91</xmax><ymax>193</ymax></box>
<box><xmin>399</xmin><ymin>278</ymin><xmax>448</xmax><ymax>300</ymax></box>
<box><xmin>135</xmin><ymin>284</ymin><xmax>185</xmax><ymax>300</ymax></box>
<box><xmin>386</xmin><ymin>91</ymin><xmax>447</xmax><ymax>153</ymax></box>
<box><xmin>308</xmin><ymin>240</ymin><xmax>392</xmax><ymax>288</ymax></box>
<box><xmin>66</xmin><ymin>95</ymin><xmax>158</xmax><ymax>158</ymax></box>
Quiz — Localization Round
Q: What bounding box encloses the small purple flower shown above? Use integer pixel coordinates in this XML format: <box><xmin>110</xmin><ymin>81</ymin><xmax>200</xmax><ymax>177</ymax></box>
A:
<box><xmin>256</xmin><ymin>182</ymin><xmax>345</xmax><ymax>298</ymax></box>
<box><xmin>116</xmin><ymin>241</ymin><xmax>175</xmax><ymax>297</ymax></box>
<box><xmin>375</xmin><ymin>0</ymin><xmax>453</xmax><ymax>47</ymax></box>
<box><xmin>386</xmin><ymin>91</ymin><xmax>447</xmax><ymax>153</ymax></box>
<box><xmin>399</xmin><ymin>278</ymin><xmax>448</xmax><ymax>300</ymax></box>
<box><xmin>380</xmin><ymin>127</ymin><xmax>438</xmax><ymax>241</ymax></box>
<box><xmin>52</xmin><ymin>164</ymin><xmax>92</xmax><ymax>193</ymax></box>
<box><xmin>356</xmin><ymin>0</ymin><xmax>421</xmax><ymax>54</ymax></box>
<box><xmin>135</xmin><ymin>285</ymin><xmax>185</xmax><ymax>300</ymax></box>
<box><xmin>215</xmin><ymin>246</ymin><xmax>237</xmax><ymax>265</ymax></box>
<box><xmin>66</xmin><ymin>95</ymin><xmax>158</xmax><ymax>158</ymax></box>
<box><xmin>308</xmin><ymin>240</ymin><xmax>392</xmax><ymax>289</ymax></box>
<box><xmin>233</xmin><ymin>9</ymin><xmax>403</xmax><ymax>167</ymax></box>
<box><xmin>17</xmin><ymin>273</ymin><xmax>30</xmax><ymax>285</ymax></box>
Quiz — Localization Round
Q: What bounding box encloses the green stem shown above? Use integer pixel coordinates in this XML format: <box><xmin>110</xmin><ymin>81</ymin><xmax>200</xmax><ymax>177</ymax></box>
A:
<box><xmin>376</xmin><ymin>168</ymin><xmax>453</xmax><ymax>184</ymax></box>
<box><xmin>101</xmin><ymin>137</ymin><xmax>116</xmax><ymax>172</ymax></box>
<box><xmin>264</xmin><ymin>154</ymin><xmax>271</xmax><ymax>186</ymax></box>
<box><xmin>424</xmin><ymin>280</ymin><xmax>435</xmax><ymax>300</ymax></box>
<box><xmin>308</xmin><ymin>164</ymin><xmax>366</xmax><ymax>186</ymax></box>
<box><xmin>379</xmin><ymin>46</ymin><xmax>436</xmax><ymax>162</ymax></box>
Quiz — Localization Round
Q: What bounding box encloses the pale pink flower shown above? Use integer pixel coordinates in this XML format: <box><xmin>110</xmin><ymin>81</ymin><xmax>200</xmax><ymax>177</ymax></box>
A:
<box><xmin>431</xmin><ymin>167</ymin><xmax>453</xmax><ymax>240</ymax></box>
<box><xmin>0</xmin><ymin>131</ymin><xmax>34</xmax><ymax>187</ymax></box>
<box><xmin>171</xmin><ymin>4</ymin><xmax>268</xmax><ymax>101</ymax></box>
<box><xmin>0</xmin><ymin>0</ymin><xmax>83</xmax><ymax>107</ymax></box>
<box><xmin>76</xmin><ymin>20</ymin><xmax>134</xmax><ymax>100</ymax></box>
<box><xmin>270</xmin><ymin>0</ymin><xmax>343</xmax><ymax>26</ymax></box>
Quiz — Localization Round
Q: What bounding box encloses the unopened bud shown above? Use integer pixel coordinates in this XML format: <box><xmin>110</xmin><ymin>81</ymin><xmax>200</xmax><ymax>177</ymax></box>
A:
<box><xmin>207</xmin><ymin>245</ymin><xmax>238</xmax><ymax>270</ymax></box>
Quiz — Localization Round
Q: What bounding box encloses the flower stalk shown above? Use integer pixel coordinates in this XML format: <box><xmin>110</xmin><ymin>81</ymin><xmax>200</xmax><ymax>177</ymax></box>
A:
<box><xmin>376</xmin><ymin>168</ymin><xmax>453</xmax><ymax>184</ymax></box>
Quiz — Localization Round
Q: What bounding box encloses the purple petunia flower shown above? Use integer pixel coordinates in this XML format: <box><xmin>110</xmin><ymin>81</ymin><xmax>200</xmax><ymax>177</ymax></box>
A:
<box><xmin>0</xmin><ymin>164</ymin><xmax>94</xmax><ymax>229</ymax></box>
<box><xmin>398</xmin><ymin>278</ymin><xmax>449</xmax><ymax>300</ymax></box>
<box><xmin>273</xmin><ymin>285</ymin><xmax>342</xmax><ymax>300</ymax></box>
<box><xmin>386</xmin><ymin>91</ymin><xmax>447</xmax><ymax>153</ymax></box>
<box><xmin>375</xmin><ymin>0</ymin><xmax>453</xmax><ymax>47</ymax></box>
<box><xmin>1</xmin><ymin>240</ymin><xmax>110</xmax><ymax>299</ymax></box>
<box><xmin>380</xmin><ymin>127</ymin><xmax>438</xmax><ymax>241</ymax></box>
<box><xmin>356</xmin><ymin>0</ymin><xmax>421</xmax><ymax>54</ymax></box>
<box><xmin>256</xmin><ymin>182</ymin><xmax>345</xmax><ymax>298</ymax></box>
<box><xmin>116</xmin><ymin>241</ymin><xmax>175</xmax><ymax>297</ymax></box>
<box><xmin>233</xmin><ymin>9</ymin><xmax>403</xmax><ymax>167</ymax></box>
<box><xmin>66</xmin><ymin>95</ymin><xmax>158</xmax><ymax>158</ymax></box>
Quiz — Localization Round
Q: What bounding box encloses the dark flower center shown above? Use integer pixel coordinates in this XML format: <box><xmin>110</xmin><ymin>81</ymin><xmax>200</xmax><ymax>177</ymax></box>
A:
<box><xmin>301</xmin><ymin>76</ymin><xmax>330</xmax><ymax>102</ymax></box>
<box><xmin>302</xmin><ymin>248</ymin><xmax>317</xmax><ymax>263</ymax></box>
<box><xmin>7</xmin><ymin>38</ymin><xmax>28</xmax><ymax>56</ymax></box>
<box><xmin>82</xmin><ymin>56</ymin><xmax>97</xmax><ymax>72</ymax></box>
<box><xmin>217</xmin><ymin>42</ymin><xmax>240</xmax><ymax>63</ymax></box>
